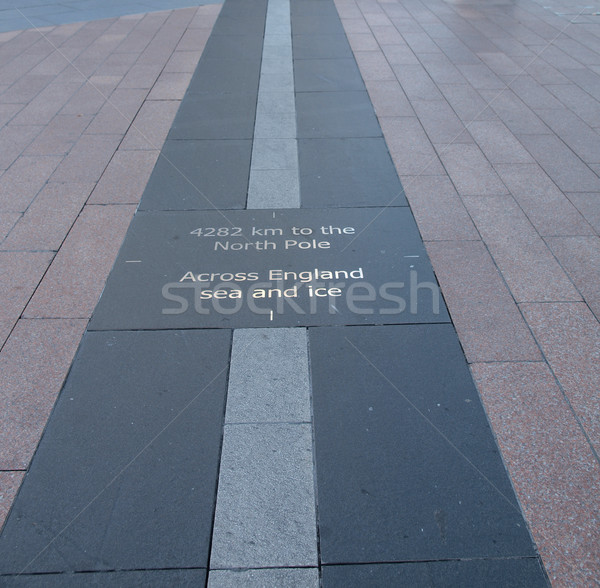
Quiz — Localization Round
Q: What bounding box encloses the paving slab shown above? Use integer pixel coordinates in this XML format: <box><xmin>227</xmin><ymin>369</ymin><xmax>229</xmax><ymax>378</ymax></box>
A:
<box><xmin>24</xmin><ymin>204</ymin><xmax>135</xmax><ymax>319</ymax></box>
<box><xmin>225</xmin><ymin>328</ymin><xmax>310</xmax><ymax>423</ymax></box>
<box><xmin>298</xmin><ymin>137</ymin><xmax>406</xmax><ymax>207</ymax></box>
<box><xmin>472</xmin><ymin>361</ymin><xmax>600</xmax><ymax>587</ymax></box>
<box><xmin>88</xmin><ymin>207</ymin><xmax>448</xmax><ymax>330</ymax></box>
<box><xmin>0</xmin><ymin>318</ymin><xmax>87</xmax><ymax>470</ymax></box>
<box><xmin>0</xmin><ymin>472</ymin><xmax>23</xmax><ymax>530</ymax></box>
<box><xmin>1</xmin><ymin>182</ymin><xmax>94</xmax><ymax>251</ymax></box>
<box><xmin>495</xmin><ymin>163</ymin><xmax>594</xmax><ymax>237</ymax></box>
<box><xmin>187</xmin><ymin>57</ymin><xmax>261</xmax><ymax>94</ymax></box>
<box><xmin>0</xmin><ymin>329</ymin><xmax>230</xmax><ymax>574</ymax></box>
<box><xmin>168</xmin><ymin>92</ymin><xmax>257</xmax><ymax>140</ymax></box>
<box><xmin>520</xmin><ymin>302</ymin><xmax>600</xmax><ymax>454</ymax></box>
<box><xmin>462</xmin><ymin>195</ymin><xmax>582</xmax><ymax>302</ymax></box>
<box><xmin>292</xmin><ymin>33</ymin><xmax>353</xmax><ymax>59</ymax></box>
<box><xmin>0</xmin><ymin>569</ymin><xmax>208</xmax><ymax>587</ymax></box>
<box><xmin>294</xmin><ymin>57</ymin><xmax>364</xmax><ymax>92</ymax></box>
<box><xmin>322</xmin><ymin>559</ymin><xmax>548</xmax><ymax>587</ymax></box>
<box><xmin>210</xmin><ymin>422</ymin><xmax>317</xmax><ymax>569</ymax></box>
<box><xmin>426</xmin><ymin>240</ymin><xmax>541</xmax><ymax>362</ymax></box>
<box><xmin>399</xmin><ymin>175</ymin><xmax>479</xmax><ymax>241</ymax></box>
<box><xmin>296</xmin><ymin>91</ymin><xmax>381</xmax><ymax>138</ymax></box>
<box><xmin>140</xmin><ymin>139</ymin><xmax>251</xmax><ymax>210</ymax></box>
<box><xmin>209</xmin><ymin>568</ymin><xmax>319</xmax><ymax>587</ymax></box>
<box><xmin>310</xmin><ymin>324</ymin><xmax>540</xmax><ymax>564</ymax></box>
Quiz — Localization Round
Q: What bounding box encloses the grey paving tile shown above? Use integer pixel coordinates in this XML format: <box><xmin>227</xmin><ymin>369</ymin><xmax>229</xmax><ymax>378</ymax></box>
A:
<box><xmin>202</xmin><ymin>33</ymin><xmax>264</xmax><ymax>61</ymax></box>
<box><xmin>517</xmin><ymin>134</ymin><xmax>600</xmax><ymax>192</ymax></box>
<box><xmin>168</xmin><ymin>93</ymin><xmax>256</xmax><ymax>140</ymax></box>
<box><xmin>0</xmin><ymin>330</ymin><xmax>231</xmax><ymax>574</ymax></box>
<box><xmin>310</xmin><ymin>324</ymin><xmax>538</xmax><ymax>564</ymax></box>
<box><xmin>322</xmin><ymin>559</ymin><xmax>548</xmax><ymax>586</ymax></box>
<box><xmin>210</xmin><ymin>423</ymin><xmax>318</xmax><ymax>568</ymax></box>
<box><xmin>292</xmin><ymin>15</ymin><xmax>345</xmax><ymax>35</ymax></box>
<box><xmin>261</xmin><ymin>54</ymin><xmax>293</xmax><ymax>75</ymax></box>
<box><xmin>140</xmin><ymin>139</ymin><xmax>251</xmax><ymax>211</ymax></box>
<box><xmin>187</xmin><ymin>58</ymin><xmax>261</xmax><ymax>94</ymax></box>
<box><xmin>258</xmin><ymin>70</ymin><xmax>294</xmax><ymax>92</ymax></box>
<box><xmin>296</xmin><ymin>91</ymin><xmax>382</xmax><ymax>138</ymax></box>
<box><xmin>254</xmin><ymin>111</ymin><xmax>297</xmax><ymax>138</ymax></box>
<box><xmin>226</xmin><ymin>328</ymin><xmax>310</xmax><ymax>423</ymax></box>
<box><xmin>252</xmin><ymin>138</ymin><xmax>298</xmax><ymax>170</ymax></box>
<box><xmin>0</xmin><ymin>569</ymin><xmax>208</xmax><ymax>586</ymax></box>
<box><xmin>291</xmin><ymin>0</ymin><xmax>340</xmax><ymax>18</ymax></box>
<box><xmin>211</xmin><ymin>15</ymin><xmax>265</xmax><ymax>37</ymax></box>
<box><xmin>257</xmin><ymin>90</ymin><xmax>296</xmax><ymax>115</ymax></box>
<box><xmin>298</xmin><ymin>138</ymin><xmax>406</xmax><ymax>207</ymax></box>
<box><xmin>262</xmin><ymin>42</ymin><xmax>293</xmax><ymax>61</ymax></box>
<box><xmin>209</xmin><ymin>568</ymin><xmax>319</xmax><ymax>587</ymax></box>
<box><xmin>247</xmin><ymin>168</ymin><xmax>300</xmax><ymax>208</ymax></box>
<box><xmin>294</xmin><ymin>58</ymin><xmax>365</xmax><ymax>92</ymax></box>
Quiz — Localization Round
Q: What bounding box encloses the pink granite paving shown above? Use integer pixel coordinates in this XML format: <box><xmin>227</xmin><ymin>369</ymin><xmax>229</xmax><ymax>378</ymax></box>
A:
<box><xmin>337</xmin><ymin>0</ymin><xmax>600</xmax><ymax>584</ymax></box>
<box><xmin>0</xmin><ymin>1</ymin><xmax>220</xmax><ymax>536</ymax></box>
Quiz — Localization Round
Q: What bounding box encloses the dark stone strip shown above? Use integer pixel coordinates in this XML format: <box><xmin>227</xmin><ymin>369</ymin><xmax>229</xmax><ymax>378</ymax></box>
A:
<box><xmin>292</xmin><ymin>0</ymin><xmax>407</xmax><ymax>208</ymax></box>
<box><xmin>309</xmin><ymin>324</ymin><xmax>547</xmax><ymax>581</ymax></box>
<box><xmin>322</xmin><ymin>558</ymin><xmax>549</xmax><ymax>587</ymax></box>
<box><xmin>0</xmin><ymin>568</ymin><xmax>207</xmax><ymax>587</ymax></box>
<box><xmin>140</xmin><ymin>0</ymin><xmax>267</xmax><ymax>211</ymax></box>
<box><xmin>0</xmin><ymin>330</ymin><xmax>231</xmax><ymax>574</ymax></box>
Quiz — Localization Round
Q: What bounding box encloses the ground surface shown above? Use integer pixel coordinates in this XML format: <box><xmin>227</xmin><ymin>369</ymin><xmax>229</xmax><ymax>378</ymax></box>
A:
<box><xmin>0</xmin><ymin>0</ymin><xmax>599</xmax><ymax>585</ymax></box>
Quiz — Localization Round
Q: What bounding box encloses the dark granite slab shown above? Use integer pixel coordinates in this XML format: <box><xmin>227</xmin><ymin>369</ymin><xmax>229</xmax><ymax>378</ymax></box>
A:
<box><xmin>140</xmin><ymin>139</ymin><xmax>251</xmax><ymax>211</ymax></box>
<box><xmin>310</xmin><ymin>324</ymin><xmax>538</xmax><ymax>564</ymax></box>
<box><xmin>88</xmin><ymin>208</ymin><xmax>448</xmax><ymax>330</ymax></box>
<box><xmin>299</xmin><ymin>138</ymin><xmax>406</xmax><ymax>208</ymax></box>
<box><xmin>0</xmin><ymin>330</ymin><xmax>231</xmax><ymax>574</ymax></box>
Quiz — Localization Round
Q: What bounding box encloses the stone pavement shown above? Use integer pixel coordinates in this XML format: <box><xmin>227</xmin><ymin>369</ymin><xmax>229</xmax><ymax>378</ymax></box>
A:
<box><xmin>0</xmin><ymin>0</ymin><xmax>599</xmax><ymax>585</ymax></box>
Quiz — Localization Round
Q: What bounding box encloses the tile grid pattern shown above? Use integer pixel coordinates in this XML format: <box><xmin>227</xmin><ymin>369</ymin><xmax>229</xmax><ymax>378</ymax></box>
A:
<box><xmin>332</xmin><ymin>0</ymin><xmax>600</xmax><ymax>584</ymax></box>
<box><xmin>210</xmin><ymin>1</ymin><xmax>318</xmax><ymax>584</ymax></box>
<box><xmin>0</xmin><ymin>4</ymin><xmax>220</xmax><ymax>528</ymax></box>
<box><xmin>0</xmin><ymin>0</ymin><xmax>222</xmax><ymax>33</ymax></box>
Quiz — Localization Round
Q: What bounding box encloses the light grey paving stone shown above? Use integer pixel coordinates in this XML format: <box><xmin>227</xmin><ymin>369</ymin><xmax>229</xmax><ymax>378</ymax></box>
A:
<box><xmin>261</xmin><ymin>56</ymin><xmax>294</xmax><ymax>75</ymax></box>
<box><xmin>248</xmin><ymin>169</ymin><xmax>300</xmax><ymax>208</ymax></box>
<box><xmin>254</xmin><ymin>112</ymin><xmax>297</xmax><ymax>138</ymax></box>
<box><xmin>264</xmin><ymin>33</ymin><xmax>290</xmax><ymax>47</ymax></box>
<box><xmin>208</xmin><ymin>567</ymin><xmax>319</xmax><ymax>587</ymax></box>
<box><xmin>262</xmin><ymin>44</ymin><xmax>293</xmax><ymax>60</ymax></box>
<box><xmin>257</xmin><ymin>91</ymin><xmax>296</xmax><ymax>115</ymax></box>
<box><xmin>226</xmin><ymin>328</ymin><xmax>310</xmax><ymax>423</ymax></box>
<box><xmin>210</xmin><ymin>423</ymin><xmax>318</xmax><ymax>568</ymax></box>
<box><xmin>252</xmin><ymin>138</ymin><xmax>298</xmax><ymax>170</ymax></box>
<box><xmin>259</xmin><ymin>71</ymin><xmax>295</xmax><ymax>92</ymax></box>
